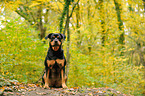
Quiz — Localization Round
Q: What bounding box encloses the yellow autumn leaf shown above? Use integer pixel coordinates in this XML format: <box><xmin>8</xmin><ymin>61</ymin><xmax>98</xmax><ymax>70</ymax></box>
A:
<box><xmin>29</xmin><ymin>3</ymin><xmax>41</xmax><ymax>8</ymax></box>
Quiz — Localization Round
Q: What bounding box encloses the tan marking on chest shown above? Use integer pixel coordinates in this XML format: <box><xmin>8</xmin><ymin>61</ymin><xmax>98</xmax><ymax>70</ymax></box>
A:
<box><xmin>47</xmin><ymin>60</ymin><xmax>55</xmax><ymax>67</ymax></box>
<box><xmin>56</xmin><ymin>59</ymin><xmax>65</xmax><ymax>67</ymax></box>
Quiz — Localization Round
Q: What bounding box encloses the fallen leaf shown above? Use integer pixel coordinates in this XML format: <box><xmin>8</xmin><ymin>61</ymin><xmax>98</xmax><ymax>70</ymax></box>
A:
<box><xmin>0</xmin><ymin>86</ymin><xmax>5</xmax><ymax>91</ymax></box>
<box><xmin>6</xmin><ymin>92</ymin><xmax>14</xmax><ymax>95</ymax></box>
<box><xmin>36</xmin><ymin>92</ymin><xmax>47</xmax><ymax>95</ymax></box>
<box><xmin>4</xmin><ymin>87</ymin><xmax>13</xmax><ymax>92</ymax></box>
<box><xmin>28</xmin><ymin>88</ymin><xmax>36</xmax><ymax>91</ymax></box>
<box><xmin>88</xmin><ymin>92</ymin><xmax>93</xmax><ymax>96</ymax></box>
<box><xmin>16</xmin><ymin>93</ymin><xmax>20</xmax><ymax>95</ymax></box>
<box><xmin>70</xmin><ymin>92</ymin><xmax>76</xmax><ymax>95</ymax></box>
<box><xmin>117</xmin><ymin>91</ymin><xmax>120</xmax><ymax>94</ymax></box>
<box><xmin>36</xmin><ymin>84</ymin><xmax>39</xmax><ymax>87</ymax></box>
<box><xmin>73</xmin><ymin>87</ymin><xmax>79</xmax><ymax>89</ymax></box>
<box><xmin>20</xmin><ymin>86</ymin><xmax>25</xmax><ymax>89</ymax></box>
<box><xmin>93</xmin><ymin>88</ymin><xmax>99</xmax><ymax>90</ymax></box>
<box><xmin>22</xmin><ymin>92</ymin><xmax>25</xmax><ymax>94</ymax></box>
<box><xmin>62</xmin><ymin>90</ymin><xmax>70</xmax><ymax>93</ymax></box>
<box><xmin>68</xmin><ymin>88</ymin><xmax>74</xmax><ymax>91</ymax></box>
<box><xmin>87</xmin><ymin>88</ymin><xmax>91</xmax><ymax>91</ymax></box>
<box><xmin>103</xmin><ymin>91</ymin><xmax>106</xmax><ymax>93</ymax></box>
<box><xmin>27</xmin><ymin>84</ymin><xmax>36</xmax><ymax>87</ymax></box>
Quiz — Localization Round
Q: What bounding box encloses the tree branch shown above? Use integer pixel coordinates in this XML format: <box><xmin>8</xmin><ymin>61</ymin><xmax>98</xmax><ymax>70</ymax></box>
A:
<box><xmin>59</xmin><ymin>2</ymin><xmax>68</xmax><ymax>33</ymax></box>
<box><xmin>44</xmin><ymin>9</ymin><xmax>49</xmax><ymax>24</ymax></box>
<box><xmin>69</xmin><ymin>0</ymin><xmax>80</xmax><ymax>18</ymax></box>
<box><xmin>25</xmin><ymin>6</ymin><xmax>36</xmax><ymax>23</ymax></box>
<box><xmin>15</xmin><ymin>6</ymin><xmax>33</xmax><ymax>25</ymax></box>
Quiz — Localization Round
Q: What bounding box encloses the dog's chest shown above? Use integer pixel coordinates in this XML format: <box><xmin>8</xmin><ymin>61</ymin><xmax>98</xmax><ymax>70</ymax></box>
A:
<box><xmin>47</xmin><ymin>59</ymin><xmax>65</xmax><ymax>79</ymax></box>
<box><xmin>50</xmin><ymin>64</ymin><xmax>61</xmax><ymax>78</ymax></box>
<box><xmin>51</xmin><ymin>64</ymin><xmax>61</xmax><ymax>73</ymax></box>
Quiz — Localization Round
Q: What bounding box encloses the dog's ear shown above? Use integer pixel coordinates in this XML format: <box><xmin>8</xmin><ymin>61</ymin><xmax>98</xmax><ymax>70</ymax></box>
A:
<box><xmin>45</xmin><ymin>33</ymin><xmax>53</xmax><ymax>39</ymax></box>
<box><xmin>60</xmin><ymin>34</ymin><xmax>66</xmax><ymax>40</ymax></box>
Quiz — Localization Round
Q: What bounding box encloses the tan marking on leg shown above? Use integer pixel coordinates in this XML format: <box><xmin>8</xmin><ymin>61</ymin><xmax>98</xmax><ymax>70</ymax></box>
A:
<box><xmin>44</xmin><ymin>69</ymin><xmax>50</xmax><ymax>89</ymax></box>
<box><xmin>43</xmin><ymin>72</ymin><xmax>46</xmax><ymax>83</ymax></box>
<box><xmin>65</xmin><ymin>75</ymin><xmax>67</xmax><ymax>83</ymax></box>
<box><xmin>61</xmin><ymin>69</ymin><xmax>67</xmax><ymax>88</ymax></box>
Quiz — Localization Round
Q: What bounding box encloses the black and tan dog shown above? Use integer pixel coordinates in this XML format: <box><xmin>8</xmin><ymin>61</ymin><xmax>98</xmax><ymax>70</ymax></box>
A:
<box><xmin>42</xmin><ymin>33</ymin><xmax>67</xmax><ymax>89</ymax></box>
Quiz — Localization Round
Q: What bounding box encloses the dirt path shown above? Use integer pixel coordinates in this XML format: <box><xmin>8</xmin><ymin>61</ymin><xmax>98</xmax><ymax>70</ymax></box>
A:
<box><xmin>0</xmin><ymin>78</ymin><xmax>128</xmax><ymax>96</ymax></box>
<box><xmin>2</xmin><ymin>84</ymin><xmax>127</xmax><ymax>96</ymax></box>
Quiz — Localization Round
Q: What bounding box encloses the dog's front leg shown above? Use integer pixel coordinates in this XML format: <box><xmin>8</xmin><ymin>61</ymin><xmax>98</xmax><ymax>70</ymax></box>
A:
<box><xmin>56</xmin><ymin>59</ymin><xmax>67</xmax><ymax>88</ymax></box>
<box><xmin>44</xmin><ymin>69</ymin><xmax>50</xmax><ymax>89</ymax></box>
<box><xmin>44</xmin><ymin>60</ymin><xmax>55</xmax><ymax>89</ymax></box>
<box><xmin>61</xmin><ymin>69</ymin><xmax>67</xmax><ymax>88</ymax></box>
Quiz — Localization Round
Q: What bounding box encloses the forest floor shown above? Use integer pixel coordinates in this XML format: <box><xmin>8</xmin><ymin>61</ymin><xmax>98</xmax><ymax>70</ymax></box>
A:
<box><xmin>0</xmin><ymin>79</ymin><xmax>129</xmax><ymax>96</ymax></box>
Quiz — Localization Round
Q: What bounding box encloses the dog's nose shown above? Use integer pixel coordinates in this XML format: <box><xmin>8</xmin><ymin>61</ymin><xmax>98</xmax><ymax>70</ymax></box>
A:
<box><xmin>55</xmin><ymin>41</ymin><xmax>58</xmax><ymax>43</ymax></box>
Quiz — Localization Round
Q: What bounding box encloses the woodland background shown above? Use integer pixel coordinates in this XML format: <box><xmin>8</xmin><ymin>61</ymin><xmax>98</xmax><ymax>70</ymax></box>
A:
<box><xmin>0</xmin><ymin>0</ymin><xmax>145</xmax><ymax>95</ymax></box>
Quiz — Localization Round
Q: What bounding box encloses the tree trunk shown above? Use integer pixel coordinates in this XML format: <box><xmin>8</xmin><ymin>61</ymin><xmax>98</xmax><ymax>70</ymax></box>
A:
<box><xmin>87</xmin><ymin>0</ymin><xmax>92</xmax><ymax>52</ymax></box>
<box><xmin>98</xmin><ymin>0</ymin><xmax>106</xmax><ymax>46</ymax></box>
<box><xmin>143</xmin><ymin>0</ymin><xmax>145</xmax><ymax>64</ymax></box>
<box><xmin>60</xmin><ymin>0</ymin><xmax>71</xmax><ymax>79</ymax></box>
<box><xmin>66</xmin><ymin>0</ymin><xmax>70</xmax><ymax>79</ymax></box>
<box><xmin>60</xmin><ymin>0</ymin><xmax>79</xmax><ymax>79</ymax></box>
<box><xmin>37</xmin><ymin>4</ymin><xmax>46</xmax><ymax>40</ymax></box>
<box><xmin>59</xmin><ymin>2</ymin><xmax>68</xmax><ymax>33</ymax></box>
<box><xmin>76</xmin><ymin>3</ymin><xmax>81</xmax><ymax>46</ymax></box>
<box><xmin>143</xmin><ymin>0</ymin><xmax>145</xmax><ymax>15</ymax></box>
<box><xmin>114</xmin><ymin>0</ymin><xmax>125</xmax><ymax>55</ymax></box>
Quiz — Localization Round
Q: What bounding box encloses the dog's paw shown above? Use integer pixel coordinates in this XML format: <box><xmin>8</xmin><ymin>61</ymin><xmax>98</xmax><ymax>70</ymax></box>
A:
<box><xmin>62</xmin><ymin>84</ymin><xmax>68</xmax><ymax>89</ymax></box>
<box><xmin>44</xmin><ymin>84</ymin><xmax>50</xmax><ymax>89</ymax></box>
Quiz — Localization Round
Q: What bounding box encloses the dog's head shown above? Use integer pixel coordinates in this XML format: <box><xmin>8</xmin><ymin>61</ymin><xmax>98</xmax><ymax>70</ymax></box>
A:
<box><xmin>45</xmin><ymin>33</ymin><xmax>66</xmax><ymax>51</ymax></box>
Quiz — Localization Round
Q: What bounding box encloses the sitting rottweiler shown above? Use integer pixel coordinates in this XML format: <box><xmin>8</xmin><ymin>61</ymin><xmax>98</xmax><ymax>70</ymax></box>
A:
<box><xmin>42</xmin><ymin>33</ymin><xmax>67</xmax><ymax>89</ymax></box>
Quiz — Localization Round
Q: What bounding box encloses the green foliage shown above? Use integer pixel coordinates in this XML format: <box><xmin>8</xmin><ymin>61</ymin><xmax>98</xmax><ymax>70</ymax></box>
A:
<box><xmin>68</xmin><ymin>47</ymin><xmax>144</xmax><ymax>95</ymax></box>
<box><xmin>0</xmin><ymin>17</ymin><xmax>47</xmax><ymax>83</ymax></box>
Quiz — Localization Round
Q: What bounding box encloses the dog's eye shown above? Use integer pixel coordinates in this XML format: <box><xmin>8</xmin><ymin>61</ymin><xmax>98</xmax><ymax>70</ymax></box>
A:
<box><xmin>57</xmin><ymin>36</ymin><xmax>60</xmax><ymax>39</ymax></box>
<box><xmin>52</xmin><ymin>36</ymin><xmax>55</xmax><ymax>39</ymax></box>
